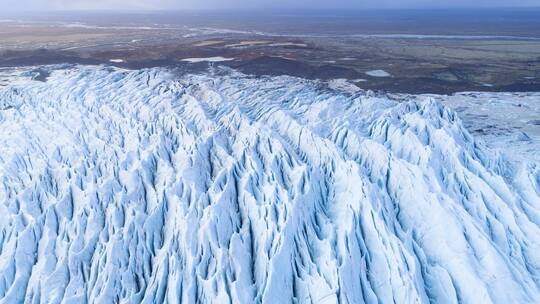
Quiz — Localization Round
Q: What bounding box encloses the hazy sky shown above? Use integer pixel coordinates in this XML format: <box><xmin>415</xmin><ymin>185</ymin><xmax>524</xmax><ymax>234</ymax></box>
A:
<box><xmin>3</xmin><ymin>0</ymin><xmax>540</xmax><ymax>11</ymax></box>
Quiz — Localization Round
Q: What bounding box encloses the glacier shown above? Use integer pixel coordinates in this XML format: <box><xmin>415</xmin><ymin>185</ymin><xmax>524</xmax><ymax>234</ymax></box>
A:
<box><xmin>0</xmin><ymin>65</ymin><xmax>539</xmax><ymax>303</ymax></box>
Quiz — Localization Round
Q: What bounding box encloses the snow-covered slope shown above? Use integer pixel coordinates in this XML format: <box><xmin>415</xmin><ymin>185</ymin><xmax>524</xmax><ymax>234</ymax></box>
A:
<box><xmin>0</xmin><ymin>65</ymin><xmax>539</xmax><ymax>303</ymax></box>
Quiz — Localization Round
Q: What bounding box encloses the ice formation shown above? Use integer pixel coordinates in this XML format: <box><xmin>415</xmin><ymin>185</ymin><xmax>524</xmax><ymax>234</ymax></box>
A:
<box><xmin>0</xmin><ymin>65</ymin><xmax>539</xmax><ymax>303</ymax></box>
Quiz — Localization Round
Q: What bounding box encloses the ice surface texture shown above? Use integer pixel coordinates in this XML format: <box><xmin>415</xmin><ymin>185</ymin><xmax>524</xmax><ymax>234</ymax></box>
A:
<box><xmin>0</xmin><ymin>66</ymin><xmax>539</xmax><ymax>303</ymax></box>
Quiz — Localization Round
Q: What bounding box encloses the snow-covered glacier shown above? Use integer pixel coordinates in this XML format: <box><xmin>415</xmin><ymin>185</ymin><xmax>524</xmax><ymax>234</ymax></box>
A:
<box><xmin>0</xmin><ymin>65</ymin><xmax>539</xmax><ymax>303</ymax></box>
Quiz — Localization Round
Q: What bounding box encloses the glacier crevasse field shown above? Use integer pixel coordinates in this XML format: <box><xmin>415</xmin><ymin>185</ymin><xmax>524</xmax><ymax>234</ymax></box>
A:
<box><xmin>0</xmin><ymin>66</ymin><xmax>540</xmax><ymax>303</ymax></box>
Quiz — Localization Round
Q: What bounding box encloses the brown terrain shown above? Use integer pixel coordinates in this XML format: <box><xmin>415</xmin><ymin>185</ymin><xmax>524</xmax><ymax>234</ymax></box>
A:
<box><xmin>1</xmin><ymin>17</ymin><xmax>540</xmax><ymax>94</ymax></box>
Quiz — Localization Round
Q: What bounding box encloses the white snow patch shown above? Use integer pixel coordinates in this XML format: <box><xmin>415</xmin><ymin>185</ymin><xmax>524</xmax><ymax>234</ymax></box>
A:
<box><xmin>193</xmin><ymin>40</ymin><xmax>224</xmax><ymax>47</ymax></box>
<box><xmin>366</xmin><ymin>69</ymin><xmax>391</xmax><ymax>77</ymax></box>
<box><xmin>181</xmin><ymin>56</ymin><xmax>235</xmax><ymax>63</ymax></box>
<box><xmin>225</xmin><ymin>40</ymin><xmax>269</xmax><ymax>48</ymax></box>
<box><xmin>268</xmin><ymin>42</ymin><xmax>308</xmax><ymax>47</ymax></box>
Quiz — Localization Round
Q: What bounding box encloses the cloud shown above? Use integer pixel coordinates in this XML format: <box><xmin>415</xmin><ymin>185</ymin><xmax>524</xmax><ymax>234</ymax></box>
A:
<box><xmin>4</xmin><ymin>0</ymin><xmax>173</xmax><ymax>10</ymax></box>
<box><xmin>2</xmin><ymin>0</ymin><xmax>540</xmax><ymax>11</ymax></box>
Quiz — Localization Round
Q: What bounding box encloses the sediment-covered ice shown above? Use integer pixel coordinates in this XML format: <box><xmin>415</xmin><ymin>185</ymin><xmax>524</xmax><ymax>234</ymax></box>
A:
<box><xmin>0</xmin><ymin>65</ymin><xmax>539</xmax><ymax>303</ymax></box>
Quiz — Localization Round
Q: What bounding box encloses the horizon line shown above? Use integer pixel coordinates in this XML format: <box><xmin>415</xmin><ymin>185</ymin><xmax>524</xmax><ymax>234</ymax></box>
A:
<box><xmin>3</xmin><ymin>6</ymin><xmax>540</xmax><ymax>14</ymax></box>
